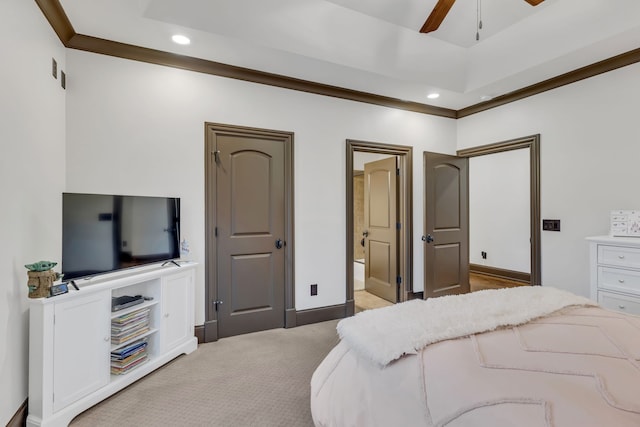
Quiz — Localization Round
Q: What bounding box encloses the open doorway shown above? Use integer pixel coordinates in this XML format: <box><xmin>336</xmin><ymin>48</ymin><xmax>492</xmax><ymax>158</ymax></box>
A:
<box><xmin>354</xmin><ymin>153</ymin><xmax>397</xmax><ymax>312</ymax></box>
<box><xmin>346</xmin><ymin>140</ymin><xmax>413</xmax><ymax>315</ymax></box>
<box><xmin>468</xmin><ymin>148</ymin><xmax>530</xmax><ymax>291</ymax></box>
<box><xmin>459</xmin><ymin>134</ymin><xmax>541</xmax><ymax>289</ymax></box>
<box><xmin>422</xmin><ymin>135</ymin><xmax>540</xmax><ymax>298</ymax></box>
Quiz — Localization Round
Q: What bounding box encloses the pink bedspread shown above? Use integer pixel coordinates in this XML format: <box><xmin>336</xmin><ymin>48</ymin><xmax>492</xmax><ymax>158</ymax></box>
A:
<box><xmin>311</xmin><ymin>306</ymin><xmax>640</xmax><ymax>426</ymax></box>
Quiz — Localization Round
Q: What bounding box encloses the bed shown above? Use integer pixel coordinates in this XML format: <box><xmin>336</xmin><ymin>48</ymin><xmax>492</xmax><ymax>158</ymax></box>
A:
<box><xmin>310</xmin><ymin>287</ymin><xmax>640</xmax><ymax>426</ymax></box>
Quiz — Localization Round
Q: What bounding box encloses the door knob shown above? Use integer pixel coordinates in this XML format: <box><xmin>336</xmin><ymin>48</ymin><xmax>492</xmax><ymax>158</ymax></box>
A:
<box><xmin>275</xmin><ymin>239</ymin><xmax>285</xmax><ymax>249</ymax></box>
<box><xmin>362</xmin><ymin>230</ymin><xmax>369</xmax><ymax>237</ymax></box>
<box><xmin>422</xmin><ymin>234</ymin><xmax>434</xmax><ymax>243</ymax></box>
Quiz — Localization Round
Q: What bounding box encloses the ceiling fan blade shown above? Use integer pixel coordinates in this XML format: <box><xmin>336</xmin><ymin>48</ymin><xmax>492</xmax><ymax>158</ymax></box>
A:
<box><xmin>524</xmin><ymin>0</ymin><xmax>544</xmax><ymax>5</ymax></box>
<box><xmin>420</xmin><ymin>0</ymin><xmax>456</xmax><ymax>34</ymax></box>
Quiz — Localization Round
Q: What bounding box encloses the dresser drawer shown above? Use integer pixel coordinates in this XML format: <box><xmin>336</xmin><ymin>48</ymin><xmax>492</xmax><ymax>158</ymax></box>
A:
<box><xmin>598</xmin><ymin>291</ymin><xmax>640</xmax><ymax>315</ymax></box>
<box><xmin>598</xmin><ymin>266</ymin><xmax>640</xmax><ymax>295</ymax></box>
<box><xmin>598</xmin><ymin>244</ymin><xmax>640</xmax><ymax>269</ymax></box>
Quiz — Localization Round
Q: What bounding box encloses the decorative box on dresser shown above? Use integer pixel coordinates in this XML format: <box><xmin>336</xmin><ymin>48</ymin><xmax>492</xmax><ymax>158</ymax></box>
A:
<box><xmin>587</xmin><ymin>236</ymin><xmax>640</xmax><ymax>315</ymax></box>
<box><xmin>27</xmin><ymin>262</ymin><xmax>198</xmax><ymax>427</ymax></box>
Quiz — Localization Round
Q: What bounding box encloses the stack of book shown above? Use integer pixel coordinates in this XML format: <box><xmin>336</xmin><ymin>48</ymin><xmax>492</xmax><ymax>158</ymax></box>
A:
<box><xmin>110</xmin><ymin>338</ymin><xmax>148</xmax><ymax>375</ymax></box>
<box><xmin>111</xmin><ymin>307</ymin><xmax>151</xmax><ymax>345</ymax></box>
<box><xmin>110</xmin><ymin>306</ymin><xmax>151</xmax><ymax>375</ymax></box>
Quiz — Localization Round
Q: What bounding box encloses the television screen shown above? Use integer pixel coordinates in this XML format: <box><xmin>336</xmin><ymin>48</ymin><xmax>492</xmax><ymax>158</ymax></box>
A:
<box><xmin>62</xmin><ymin>193</ymin><xmax>180</xmax><ymax>281</ymax></box>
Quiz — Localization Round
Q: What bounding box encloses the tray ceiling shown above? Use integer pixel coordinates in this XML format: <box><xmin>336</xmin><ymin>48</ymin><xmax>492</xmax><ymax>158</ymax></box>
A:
<box><xmin>59</xmin><ymin>0</ymin><xmax>640</xmax><ymax>110</ymax></box>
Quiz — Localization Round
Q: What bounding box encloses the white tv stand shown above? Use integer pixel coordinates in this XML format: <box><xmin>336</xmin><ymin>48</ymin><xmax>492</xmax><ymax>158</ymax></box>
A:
<box><xmin>27</xmin><ymin>262</ymin><xmax>198</xmax><ymax>427</ymax></box>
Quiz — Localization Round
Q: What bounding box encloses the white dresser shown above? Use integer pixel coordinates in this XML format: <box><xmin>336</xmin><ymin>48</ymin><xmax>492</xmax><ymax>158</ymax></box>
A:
<box><xmin>588</xmin><ymin>236</ymin><xmax>640</xmax><ymax>315</ymax></box>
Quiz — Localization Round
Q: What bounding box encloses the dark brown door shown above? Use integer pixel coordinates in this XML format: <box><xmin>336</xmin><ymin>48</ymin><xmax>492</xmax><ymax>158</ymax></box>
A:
<box><xmin>363</xmin><ymin>156</ymin><xmax>398</xmax><ymax>303</ymax></box>
<box><xmin>213</xmin><ymin>133</ymin><xmax>286</xmax><ymax>338</ymax></box>
<box><xmin>424</xmin><ymin>152</ymin><xmax>469</xmax><ymax>298</ymax></box>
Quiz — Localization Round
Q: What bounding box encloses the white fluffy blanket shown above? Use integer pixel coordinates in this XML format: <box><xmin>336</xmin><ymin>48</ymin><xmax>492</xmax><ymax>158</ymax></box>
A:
<box><xmin>337</xmin><ymin>286</ymin><xmax>596</xmax><ymax>367</ymax></box>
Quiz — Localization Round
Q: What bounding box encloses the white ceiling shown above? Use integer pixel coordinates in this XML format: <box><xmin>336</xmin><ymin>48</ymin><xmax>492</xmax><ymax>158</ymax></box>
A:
<box><xmin>59</xmin><ymin>0</ymin><xmax>640</xmax><ymax>110</ymax></box>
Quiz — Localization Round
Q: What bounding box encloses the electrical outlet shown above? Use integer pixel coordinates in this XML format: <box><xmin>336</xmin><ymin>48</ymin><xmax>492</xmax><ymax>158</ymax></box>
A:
<box><xmin>310</xmin><ymin>284</ymin><xmax>318</xmax><ymax>296</ymax></box>
<box><xmin>481</xmin><ymin>251</ymin><xmax>487</xmax><ymax>259</ymax></box>
<box><xmin>52</xmin><ymin>58</ymin><xmax>57</xmax><ymax>79</ymax></box>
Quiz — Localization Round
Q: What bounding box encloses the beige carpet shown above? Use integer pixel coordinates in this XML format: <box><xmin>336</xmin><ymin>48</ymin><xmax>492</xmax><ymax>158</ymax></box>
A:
<box><xmin>70</xmin><ymin>320</ymin><xmax>340</xmax><ymax>427</ymax></box>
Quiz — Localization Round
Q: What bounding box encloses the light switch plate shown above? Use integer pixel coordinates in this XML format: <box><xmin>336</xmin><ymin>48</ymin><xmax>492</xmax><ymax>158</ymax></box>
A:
<box><xmin>542</xmin><ymin>219</ymin><xmax>560</xmax><ymax>231</ymax></box>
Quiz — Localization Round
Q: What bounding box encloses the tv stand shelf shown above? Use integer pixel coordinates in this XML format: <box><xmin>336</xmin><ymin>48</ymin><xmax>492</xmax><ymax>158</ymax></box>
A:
<box><xmin>110</xmin><ymin>328</ymin><xmax>157</xmax><ymax>352</ymax></box>
<box><xmin>27</xmin><ymin>262</ymin><xmax>197</xmax><ymax>427</ymax></box>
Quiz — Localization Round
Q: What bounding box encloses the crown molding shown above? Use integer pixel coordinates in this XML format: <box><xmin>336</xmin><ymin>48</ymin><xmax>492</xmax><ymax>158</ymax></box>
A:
<box><xmin>35</xmin><ymin>0</ymin><xmax>640</xmax><ymax>119</ymax></box>
<box><xmin>458</xmin><ymin>46</ymin><xmax>640</xmax><ymax>118</ymax></box>
<box><xmin>34</xmin><ymin>0</ymin><xmax>74</xmax><ymax>44</ymax></box>
<box><xmin>66</xmin><ymin>33</ymin><xmax>457</xmax><ymax>118</ymax></box>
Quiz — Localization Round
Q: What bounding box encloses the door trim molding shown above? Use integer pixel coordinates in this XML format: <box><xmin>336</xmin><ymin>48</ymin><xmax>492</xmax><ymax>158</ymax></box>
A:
<box><xmin>204</xmin><ymin>123</ymin><xmax>295</xmax><ymax>342</ymax></box>
<box><xmin>346</xmin><ymin>140</ymin><xmax>413</xmax><ymax>313</ymax></box>
<box><xmin>457</xmin><ymin>134</ymin><xmax>541</xmax><ymax>287</ymax></box>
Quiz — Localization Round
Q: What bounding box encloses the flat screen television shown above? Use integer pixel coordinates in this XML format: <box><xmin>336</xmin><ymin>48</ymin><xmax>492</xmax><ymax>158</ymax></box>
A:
<box><xmin>62</xmin><ymin>193</ymin><xmax>180</xmax><ymax>281</ymax></box>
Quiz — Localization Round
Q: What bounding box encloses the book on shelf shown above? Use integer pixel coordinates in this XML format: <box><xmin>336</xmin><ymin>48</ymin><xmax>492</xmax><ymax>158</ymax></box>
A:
<box><xmin>112</xmin><ymin>307</ymin><xmax>151</xmax><ymax>324</ymax></box>
<box><xmin>111</xmin><ymin>346</ymin><xmax>146</xmax><ymax>364</ymax></box>
<box><xmin>112</xmin><ymin>337</ymin><xmax>148</xmax><ymax>357</ymax></box>
<box><xmin>111</xmin><ymin>306</ymin><xmax>151</xmax><ymax>345</ymax></box>
<box><xmin>111</xmin><ymin>318</ymin><xmax>149</xmax><ymax>335</ymax></box>
<box><xmin>111</xmin><ymin>338</ymin><xmax>149</xmax><ymax>375</ymax></box>
<box><xmin>111</xmin><ymin>354</ymin><xmax>148</xmax><ymax>375</ymax></box>
<box><xmin>111</xmin><ymin>325</ymin><xmax>150</xmax><ymax>345</ymax></box>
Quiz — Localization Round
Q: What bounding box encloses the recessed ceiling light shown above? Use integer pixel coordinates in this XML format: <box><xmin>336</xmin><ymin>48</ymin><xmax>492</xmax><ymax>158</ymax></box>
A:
<box><xmin>172</xmin><ymin>35</ymin><xmax>191</xmax><ymax>45</ymax></box>
<box><xmin>427</xmin><ymin>93</ymin><xmax>440</xmax><ymax>99</ymax></box>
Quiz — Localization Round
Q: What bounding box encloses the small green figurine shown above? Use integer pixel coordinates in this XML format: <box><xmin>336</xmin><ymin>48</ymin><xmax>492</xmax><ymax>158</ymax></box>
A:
<box><xmin>25</xmin><ymin>261</ymin><xmax>58</xmax><ymax>272</ymax></box>
<box><xmin>25</xmin><ymin>261</ymin><xmax>63</xmax><ymax>298</ymax></box>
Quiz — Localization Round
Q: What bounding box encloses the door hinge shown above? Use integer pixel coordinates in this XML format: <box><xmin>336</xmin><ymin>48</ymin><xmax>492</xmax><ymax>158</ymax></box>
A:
<box><xmin>213</xmin><ymin>300</ymin><xmax>223</xmax><ymax>311</ymax></box>
<box><xmin>396</xmin><ymin>276</ymin><xmax>402</xmax><ymax>285</ymax></box>
<box><xmin>215</xmin><ymin>227</ymin><xmax>218</xmax><ymax>237</ymax></box>
<box><xmin>213</xmin><ymin>150</ymin><xmax>221</xmax><ymax>164</ymax></box>
<box><xmin>396</xmin><ymin>168</ymin><xmax>400</xmax><ymax>176</ymax></box>
<box><xmin>396</xmin><ymin>222</ymin><xmax>401</xmax><ymax>230</ymax></box>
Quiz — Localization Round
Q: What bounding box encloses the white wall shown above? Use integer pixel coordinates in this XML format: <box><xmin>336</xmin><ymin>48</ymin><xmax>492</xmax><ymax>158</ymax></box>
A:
<box><xmin>469</xmin><ymin>149</ymin><xmax>530</xmax><ymax>272</ymax></box>
<box><xmin>0</xmin><ymin>0</ymin><xmax>66</xmax><ymax>423</ymax></box>
<box><xmin>64</xmin><ymin>50</ymin><xmax>457</xmax><ymax>321</ymax></box>
<box><xmin>458</xmin><ymin>61</ymin><xmax>640</xmax><ymax>297</ymax></box>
